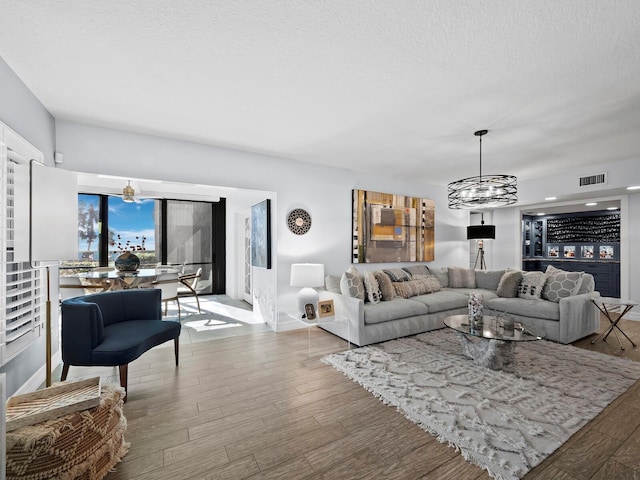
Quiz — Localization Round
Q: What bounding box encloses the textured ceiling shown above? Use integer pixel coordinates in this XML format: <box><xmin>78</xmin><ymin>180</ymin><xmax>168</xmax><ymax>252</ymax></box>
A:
<box><xmin>1</xmin><ymin>1</ymin><xmax>640</xmax><ymax>185</ymax></box>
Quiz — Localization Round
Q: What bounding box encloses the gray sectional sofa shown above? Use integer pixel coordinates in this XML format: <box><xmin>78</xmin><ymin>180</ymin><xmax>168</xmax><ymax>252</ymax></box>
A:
<box><xmin>319</xmin><ymin>265</ymin><xmax>600</xmax><ymax>346</ymax></box>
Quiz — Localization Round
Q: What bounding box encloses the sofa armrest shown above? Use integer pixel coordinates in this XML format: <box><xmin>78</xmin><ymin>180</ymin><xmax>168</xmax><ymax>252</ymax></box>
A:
<box><xmin>319</xmin><ymin>290</ymin><xmax>365</xmax><ymax>346</ymax></box>
<box><xmin>558</xmin><ymin>291</ymin><xmax>600</xmax><ymax>343</ymax></box>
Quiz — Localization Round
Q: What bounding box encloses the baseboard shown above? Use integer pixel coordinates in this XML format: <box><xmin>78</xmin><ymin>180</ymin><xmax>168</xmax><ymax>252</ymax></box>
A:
<box><xmin>15</xmin><ymin>349</ymin><xmax>62</xmax><ymax>395</ymax></box>
<box><xmin>626</xmin><ymin>311</ymin><xmax>640</xmax><ymax>321</ymax></box>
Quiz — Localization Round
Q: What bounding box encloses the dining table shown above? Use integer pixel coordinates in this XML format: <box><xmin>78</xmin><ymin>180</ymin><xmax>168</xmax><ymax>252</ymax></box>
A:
<box><xmin>70</xmin><ymin>268</ymin><xmax>181</xmax><ymax>291</ymax></box>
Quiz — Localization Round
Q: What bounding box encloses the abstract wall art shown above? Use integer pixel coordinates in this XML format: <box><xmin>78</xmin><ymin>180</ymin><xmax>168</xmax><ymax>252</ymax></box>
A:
<box><xmin>352</xmin><ymin>189</ymin><xmax>435</xmax><ymax>263</ymax></box>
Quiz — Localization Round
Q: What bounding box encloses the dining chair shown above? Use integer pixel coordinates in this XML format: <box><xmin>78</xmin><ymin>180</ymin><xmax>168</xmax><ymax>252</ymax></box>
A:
<box><xmin>178</xmin><ymin>267</ymin><xmax>202</xmax><ymax>313</ymax></box>
<box><xmin>59</xmin><ymin>276</ymin><xmax>89</xmax><ymax>301</ymax></box>
<box><xmin>152</xmin><ymin>272</ymin><xmax>182</xmax><ymax>319</ymax></box>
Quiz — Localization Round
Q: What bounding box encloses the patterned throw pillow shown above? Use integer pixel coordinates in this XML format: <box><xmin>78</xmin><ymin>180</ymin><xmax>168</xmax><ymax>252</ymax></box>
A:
<box><xmin>496</xmin><ymin>270</ymin><xmax>523</xmax><ymax>298</ymax></box>
<box><xmin>542</xmin><ymin>265</ymin><xmax>584</xmax><ymax>302</ymax></box>
<box><xmin>363</xmin><ymin>271</ymin><xmax>382</xmax><ymax>304</ymax></box>
<box><xmin>340</xmin><ymin>266</ymin><xmax>366</xmax><ymax>300</ymax></box>
<box><xmin>374</xmin><ymin>270</ymin><xmax>396</xmax><ymax>300</ymax></box>
<box><xmin>393</xmin><ymin>276</ymin><xmax>442</xmax><ymax>298</ymax></box>
<box><xmin>383</xmin><ymin>268</ymin><xmax>412</xmax><ymax>282</ymax></box>
<box><xmin>448</xmin><ymin>267</ymin><xmax>476</xmax><ymax>288</ymax></box>
<box><xmin>402</xmin><ymin>265</ymin><xmax>431</xmax><ymax>280</ymax></box>
<box><xmin>517</xmin><ymin>271</ymin><xmax>547</xmax><ymax>300</ymax></box>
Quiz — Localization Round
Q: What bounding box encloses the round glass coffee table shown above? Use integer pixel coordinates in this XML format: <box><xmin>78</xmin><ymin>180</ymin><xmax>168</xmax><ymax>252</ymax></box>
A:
<box><xmin>444</xmin><ymin>314</ymin><xmax>542</xmax><ymax>372</ymax></box>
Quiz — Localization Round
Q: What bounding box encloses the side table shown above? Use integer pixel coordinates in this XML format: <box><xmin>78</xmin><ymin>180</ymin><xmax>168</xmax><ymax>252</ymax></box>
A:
<box><xmin>591</xmin><ymin>297</ymin><xmax>638</xmax><ymax>351</ymax></box>
<box><xmin>288</xmin><ymin>312</ymin><xmax>350</xmax><ymax>358</ymax></box>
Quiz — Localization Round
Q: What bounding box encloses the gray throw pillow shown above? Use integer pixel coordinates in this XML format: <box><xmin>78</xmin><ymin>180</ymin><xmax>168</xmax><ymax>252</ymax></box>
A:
<box><xmin>496</xmin><ymin>270</ymin><xmax>523</xmax><ymax>298</ymax></box>
<box><xmin>374</xmin><ymin>270</ymin><xmax>396</xmax><ymax>300</ymax></box>
<box><xmin>475</xmin><ymin>269</ymin><xmax>506</xmax><ymax>290</ymax></box>
<box><xmin>517</xmin><ymin>271</ymin><xmax>546</xmax><ymax>300</ymax></box>
<box><xmin>448</xmin><ymin>267</ymin><xmax>476</xmax><ymax>288</ymax></box>
<box><xmin>325</xmin><ymin>275</ymin><xmax>341</xmax><ymax>294</ymax></box>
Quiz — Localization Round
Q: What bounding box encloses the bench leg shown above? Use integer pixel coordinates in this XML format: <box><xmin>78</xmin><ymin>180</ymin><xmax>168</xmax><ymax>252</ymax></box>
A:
<box><xmin>174</xmin><ymin>338</ymin><xmax>180</xmax><ymax>366</ymax></box>
<box><xmin>119</xmin><ymin>364</ymin><xmax>128</xmax><ymax>403</ymax></box>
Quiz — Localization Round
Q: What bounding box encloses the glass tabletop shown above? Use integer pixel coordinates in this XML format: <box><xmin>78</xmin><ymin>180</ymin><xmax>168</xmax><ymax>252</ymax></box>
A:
<box><xmin>444</xmin><ymin>314</ymin><xmax>542</xmax><ymax>342</ymax></box>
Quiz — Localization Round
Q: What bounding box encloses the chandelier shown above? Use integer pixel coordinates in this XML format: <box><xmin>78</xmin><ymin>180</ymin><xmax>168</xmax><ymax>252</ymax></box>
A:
<box><xmin>447</xmin><ymin>130</ymin><xmax>517</xmax><ymax>209</ymax></box>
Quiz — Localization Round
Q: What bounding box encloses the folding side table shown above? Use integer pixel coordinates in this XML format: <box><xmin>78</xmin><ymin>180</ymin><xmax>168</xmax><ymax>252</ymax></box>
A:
<box><xmin>590</xmin><ymin>297</ymin><xmax>638</xmax><ymax>350</ymax></box>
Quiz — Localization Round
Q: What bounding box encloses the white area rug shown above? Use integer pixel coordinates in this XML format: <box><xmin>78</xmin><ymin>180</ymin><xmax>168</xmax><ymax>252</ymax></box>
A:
<box><xmin>322</xmin><ymin>329</ymin><xmax>640</xmax><ymax>480</ymax></box>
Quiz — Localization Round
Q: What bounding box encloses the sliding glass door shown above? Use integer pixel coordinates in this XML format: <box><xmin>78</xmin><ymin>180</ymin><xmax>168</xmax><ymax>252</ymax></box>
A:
<box><xmin>161</xmin><ymin>199</ymin><xmax>225</xmax><ymax>295</ymax></box>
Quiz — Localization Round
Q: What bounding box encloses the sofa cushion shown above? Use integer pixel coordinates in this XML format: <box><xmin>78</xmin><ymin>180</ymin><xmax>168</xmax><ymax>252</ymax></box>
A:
<box><xmin>448</xmin><ymin>267</ymin><xmax>476</xmax><ymax>288</ymax></box>
<box><xmin>374</xmin><ymin>270</ymin><xmax>396</xmax><ymax>300</ymax></box>
<box><xmin>340</xmin><ymin>266</ymin><xmax>366</xmax><ymax>300</ymax></box>
<box><xmin>430</xmin><ymin>267</ymin><xmax>449</xmax><ymax>288</ymax></box>
<box><xmin>402</xmin><ymin>265</ymin><xmax>431</xmax><ymax>280</ymax></box>
<box><xmin>363</xmin><ymin>271</ymin><xmax>382</xmax><ymax>304</ymax></box>
<box><xmin>487</xmin><ymin>297</ymin><xmax>560</xmax><ymax>321</ymax></box>
<box><xmin>517</xmin><ymin>271</ymin><xmax>546</xmax><ymax>300</ymax></box>
<box><xmin>577</xmin><ymin>273</ymin><xmax>595</xmax><ymax>294</ymax></box>
<box><xmin>542</xmin><ymin>265</ymin><xmax>584</xmax><ymax>302</ymax></box>
<box><xmin>325</xmin><ymin>275</ymin><xmax>341</xmax><ymax>294</ymax></box>
<box><xmin>475</xmin><ymin>269</ymin><xmax>506</xmax><ymax>290</ymax></box>
<box><xmin>92</xmin><ymin>319</ymin><xmax>181</xmax><ymax>365</ymax></box>
<box><xmin>445</xmin><ymin>288</ymin><xmax>499</xmax><ymax>301</ymax></box>
<box><xmin>393</xmin><ymin>276</ymin><xmax>442</xmax><ymax>298</ymax></box>
<box><xmin>383</xmin><ymin>268</ymin><xmax>412</xmax><ymax>282</ymax></box>
<box><xmin>497</xmin><ymin>270</ymin><xmax>523</xmax><ymax>298</ymax></box>
<box><xmin>411</xmin><ymin>290</ymin><xmax>469</xmax><ymax>313</ymax></box>
<box><xmin>363</xmin><ymin>298</ymin><xmax>429</xmax><ymax>325</ymax></box>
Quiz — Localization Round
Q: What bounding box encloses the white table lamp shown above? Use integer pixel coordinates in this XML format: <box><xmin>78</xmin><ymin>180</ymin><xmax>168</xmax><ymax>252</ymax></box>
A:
<box><xmin>290</xmin><ymin>263</ymin><xmax>325</xmax><ymax>317</ymax></box>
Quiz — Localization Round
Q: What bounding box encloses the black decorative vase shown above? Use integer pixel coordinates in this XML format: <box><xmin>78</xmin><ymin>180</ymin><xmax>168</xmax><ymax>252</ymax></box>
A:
<box><xmin>115</xmin><ymin>252</ymin><xmax>140</xmax><ymax>272</ymax></box>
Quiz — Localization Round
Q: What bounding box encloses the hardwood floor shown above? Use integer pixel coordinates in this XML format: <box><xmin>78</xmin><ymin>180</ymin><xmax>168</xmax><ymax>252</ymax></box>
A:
<box><xmin>69</xmin><ymin>316</ymin><xmax>640</xmax><ymax>480</ymax></box>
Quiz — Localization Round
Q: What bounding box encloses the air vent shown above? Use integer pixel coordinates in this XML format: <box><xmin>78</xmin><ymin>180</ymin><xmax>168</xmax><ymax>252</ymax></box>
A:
<box><xmin>579</xmin><ymin>172</ymin><xmax>607</xmax><ymax>187</ymax></box>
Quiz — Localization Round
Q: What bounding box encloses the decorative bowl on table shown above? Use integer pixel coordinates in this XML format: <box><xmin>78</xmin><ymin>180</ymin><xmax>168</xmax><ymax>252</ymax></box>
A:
<box><xmin>114</xmin><ymin>252</ymin><xmax>140</xmax><ymax>272</ymax></box>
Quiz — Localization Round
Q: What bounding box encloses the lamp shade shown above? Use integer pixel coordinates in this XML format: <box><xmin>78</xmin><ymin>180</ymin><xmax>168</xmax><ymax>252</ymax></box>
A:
<box><xmin>290</xmin><ymin>263</ymin><xmax>325</xmax><ymax>287</ymax></box>
<box><xmin>467</xmin><ymin>224</ymin><xmax>496</xmax><ymax>240</ymax></box>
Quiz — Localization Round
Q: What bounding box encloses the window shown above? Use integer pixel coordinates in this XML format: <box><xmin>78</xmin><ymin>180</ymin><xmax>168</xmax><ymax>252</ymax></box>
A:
<box><xmin>64</xmin><ymin>194</ymin><xmax>223</xmax><ymax>295</ymax></box>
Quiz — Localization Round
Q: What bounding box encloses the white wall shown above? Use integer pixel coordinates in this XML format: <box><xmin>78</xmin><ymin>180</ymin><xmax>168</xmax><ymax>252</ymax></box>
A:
<box><xmin>0</xmin><ymin>58</ymin><xmax>59</xmax><ymax>395</ymax></box>
<box><xmin>55</xmin><ymin>120</ymin><xmax>470</xmax><ymax>330</ymax></box>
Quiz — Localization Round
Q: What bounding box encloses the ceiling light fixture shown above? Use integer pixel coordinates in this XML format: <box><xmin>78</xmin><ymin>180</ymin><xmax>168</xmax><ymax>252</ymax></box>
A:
<box><xmin>545</xmin><ymin>196</ymin><xmax>557</xmax><ymax>201</ymax></box>
<box><xmin>447</xmin><ymin>130</ymin><xmax>517</xmax><ymax>209</ymax></box>
<box><xmin>627</xmin><ymin>185</ymin><xmax>640</xmax><ymax>190</ymax></box>
<box><xmin>585</xmin><ymin>202</ymin><xmax>597</xmax><ymax>206</ymax></box>
<box><xmin>122</xmin><ymin>180</ymin><xmax>135</xmax><ymax>203</ymax></box>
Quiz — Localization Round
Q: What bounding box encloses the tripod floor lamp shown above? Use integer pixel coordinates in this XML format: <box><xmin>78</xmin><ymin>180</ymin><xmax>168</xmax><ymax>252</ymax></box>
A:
<box><xmin>467</xmin><ymin>215</ymin><xmax>495</xmax><ymax>270</ymax></box>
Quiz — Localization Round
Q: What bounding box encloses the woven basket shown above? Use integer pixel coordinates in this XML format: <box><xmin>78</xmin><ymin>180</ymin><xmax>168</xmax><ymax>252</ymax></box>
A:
<box><xmin>6</xmin><ymin>382</ymin><xmax>129</xmax><ymax>480</ymax></box>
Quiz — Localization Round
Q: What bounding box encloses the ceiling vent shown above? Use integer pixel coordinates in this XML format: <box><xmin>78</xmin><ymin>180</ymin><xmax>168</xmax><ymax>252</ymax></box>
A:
<box><xmin>579</xmin><ymin>172</ymin><xmax>607</xmax><ymax>187</ymax></box>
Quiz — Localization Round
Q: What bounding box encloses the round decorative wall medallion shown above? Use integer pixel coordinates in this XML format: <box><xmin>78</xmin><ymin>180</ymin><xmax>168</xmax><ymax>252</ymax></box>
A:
<box><xmin>287</xmin><ymin>208</ymin><xmax>312</xmax><ymax>235</ymax></box>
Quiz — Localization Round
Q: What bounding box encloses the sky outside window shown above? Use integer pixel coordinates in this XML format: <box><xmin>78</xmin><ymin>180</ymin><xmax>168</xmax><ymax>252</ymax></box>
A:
<box><xmin>107</xmin><ymin>196</ymin><xmax>156</xmax><ymax>257</ymax></box>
